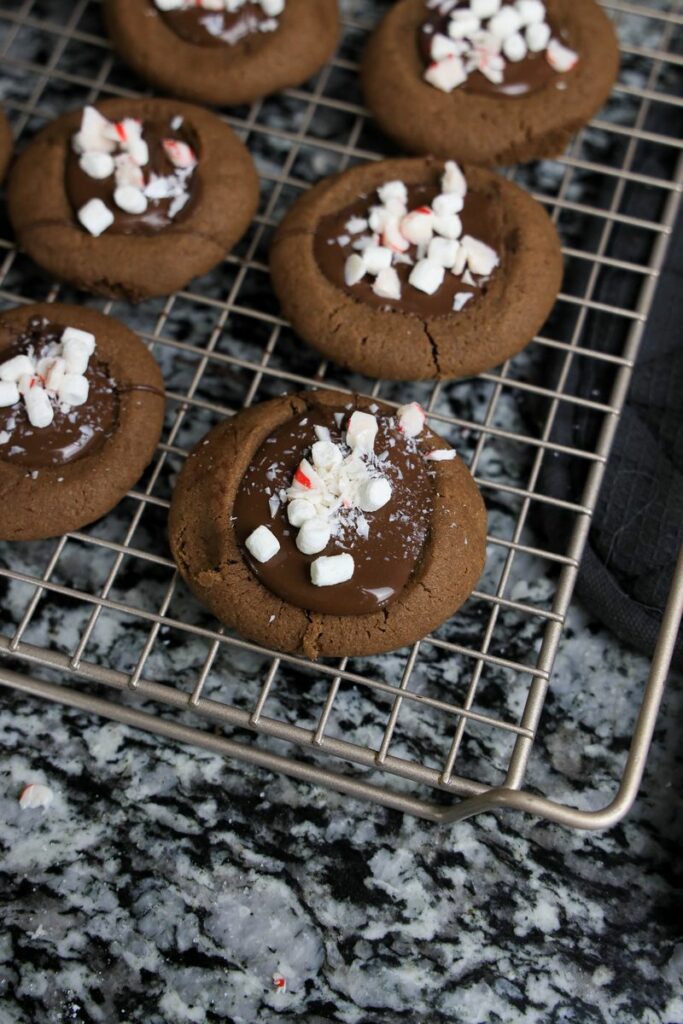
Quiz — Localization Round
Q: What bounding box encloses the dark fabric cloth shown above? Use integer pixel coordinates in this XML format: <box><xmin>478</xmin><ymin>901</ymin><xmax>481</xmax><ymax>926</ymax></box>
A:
<box><xmin>534</xmin><ymin>203</ymin><xmax>683</xmax><ymax>668</ymax></box>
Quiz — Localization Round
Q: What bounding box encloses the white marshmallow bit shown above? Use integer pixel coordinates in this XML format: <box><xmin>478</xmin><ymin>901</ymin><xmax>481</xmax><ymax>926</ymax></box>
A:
<box><xmin>503</xmin><ymin>32</ymin><xmax>527</xmax><ymax>61</ymax></box>
<box><xmin>261</xmin><ymin>0</ymin><xmax>285</xmax><ymax>14</ymax></box>
<box><xmin>44</xmin><ymin>357</ymin><xmax>66</xmax><ymax>392</ymax></box>
<box><xmin>432</xmin><ymin>191</ymin><xmax>464</xmax><ymax>217</ymax></box>
<box><xmin>114</xmin><ymin>153</ymin><xmax>145</xmax><ymax>190</ymax></box>
<box><xmin>368</xmin><ymin>205</ymin><xmax>389</xmax><ymax>233</ymax></box>
<box><xmin>471</xmin><ymin>0</ymin><xmax>502</xmax><ymax>18</ymax></box>
<box><xmin>525</xmin><ymin>21</ymin><xmax>551</xmax><ymax>51</ymax></box>
<box><xmin>425</xmin><ymin>448</ymin><xmax>456</xmax><ymax>461</ymax></box>
<box><xmin>428</xmin><ymin>236</ymin><xmax>460</xmax><ymax>269</ymax></box>
<box><xmin>400</xmin><ymin>207</ymin><xmax>435</xmax><ymax>246</ymax></box>
<box><xmin>25</xmin><ymin>385</ymin><xmax>54</xmax><ymax>428</ymax></box>
<box><xmin>359</xmin><ymin>477</ymin><xmax>392</xmax><ymax>513</ymax></box>
<box><xmin>0</xmin><ymin>381</ymin><xmax>19</xmax><ymax>407</ymax></box>
<box><xmin>425</xmin><ymin>55</ymin><xmax>467</xmax><ymax>93</ymax></box>
<box><xmin>313</xmin><ymin>424</ymin><xmax>331</xmax><ymax>442</ymax></box>
<box><xmin>431</xmin><ymin>32</ymin><xmax>460</xmax><ymax>61</ymax></box>
<box><xmin>433</xmin><ymin>212</ymin><xmax>462</xmax><ymax>240</ymax></box>
<box><xmin>453</xmin><ymin>291</ymin><xmax>474</xmax><ymax>312</ymax></box>
<box><xmin>397</xmin><ymin>401</ymin><xmax>426</xmax><ymax>438</ymax></box>
<box><xmin>311</xmin><ymin>439</ymin><xmax>343</xmax><ymax>471</ymax></box>
<box><xmin>311</xmin><ymin>553</ymin><xmax>354</xmax><ymax>587</ymax></box>
<box><xmin>17</xmin><ymin>374</ymin><xmax>33</xmax><ymax>397</ymax></box>
<box><xmin>461</xmin><ymin>235</ymin><xmax>499</xmax><ymax>276</ymax></box>
<box><xmin>344</xmin><ymin>253</ymin><xmax>366</xmax><ymax>287</ymax></box>
<box><xmin>346</xmin><ymin>411</ymin><xmax>378</xmax><ymax>453</ymax></box>
<box><xmin>441</xmin><ymin>161</ymin><xmax>468</xmax><ymax>197</ymax></box>
<box><xmin>19</xmin><ymin>783</ymin><xmax>54</xmax><ymax>810</ymax></box>
<box><xmin>546</xmin><ymin>38</ymin><xmax>579</xmax><ymax>72</ymax></box>
<box><xmin>372</xmin><ymin>266</ymin><xmax>402</xmax><ymax>301</ymax></box>
<box><xmin>0</xmin><ymin>354</ymin><xmax>34</xmax><ymax>383</ymax></box>
<box><xmin>409</xmin><ymin>259</ymin><xmax>445</xmax><ymax>296</ymax></box>
<box><xmin>362</xmin><ymin>245</ymin><xmax>393</xmax><ymax>276</ymax></box>
<box><xmin>73</xmin><ymin>106</ymin><xmax>115</xmax><ymax>155</ymax></box>
<box><xmin>62</xmin><ymin>326</ymin><xmax>95</xmax><ymax>353</ymax></box>
<box><xmin>57</xmin><ymin>374</ymin><xmax>89</xmax><ymax>407</ymax></box>
<box><xmin>377</xmin><ymin>180</ymin><xmax>408</xmax><ymax>206</ymax></box>
<box><xmin>287</xmin><ymin>498</ymin><xmax>317</xmax><ymax>528</ymax></box>
<box><xmin>345</xmin><ymin>216</ymin><xmax>368</xmax><ymax>235</ymax></box>
<box><xmin>77</xmin><ymin>198</ymin><xmax>114</xmax><ymax>237</ymax></box>
<box><xmin>448</xmin><ymin>11</ymin><xmax>480</xmax><ymax>38</ymax></box>
<box><xmin>515</xmin><ymin>0</ymin><xmax>546</xmax><ymax>25</ymax></box>
<box><xmin>245</xmin><ymin>525</ymin><xmax>280</xmax><ymax>563</ymax></box>
<box><xmin>296</xmin><ymin>516</ymin><xmax>331</xmax><ymax>556</ymax></box>
<box><xmin>62</xmin><ymin>336</ymin><xmax>94</xmax><ymax>375</ymax></box>
<box><xmin>154</xmin><ymin>0</ymin><xmax>186</xmax><ymax>7</ymax></box>
<box><xmin>79</xmin><ymin>151</ymin><xmax>115</xmax><ymax>180</ymax></box>
<box><xmin>489</xmin><ymin>6</ymin><xmax>522</xmax><ymax>38</ymax></box>
<box><xmin>114</xmin><ymin>185</ymin><xmax>148</xmax><ymax>215</ymax></box>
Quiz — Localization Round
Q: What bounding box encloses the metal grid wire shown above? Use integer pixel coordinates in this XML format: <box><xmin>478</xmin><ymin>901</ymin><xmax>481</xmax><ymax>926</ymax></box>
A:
<box><xmin>0</xmin><ymin>0</ymin><xmax>681</xmax><ymax>825</ymax></box>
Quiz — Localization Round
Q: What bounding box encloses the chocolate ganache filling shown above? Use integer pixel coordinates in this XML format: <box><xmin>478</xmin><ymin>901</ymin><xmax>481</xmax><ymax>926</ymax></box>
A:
<box><xmin>66</xmin><ymin>115</ymin><xmax>200</xmax><ymax>236</ymax></box>
<box><xmin>315</xmin><ymin>183</ymin><xmax>500</xmax><ymax>318</ymax></box>
<box><xmin>419</xmin><ymin>0</ymin><xmax>576</xmax><ymax>98</ymax></box>
<box><xmin>234</xmin><ymin>406</ymin><xmax>436</xmax><ymax>616</ymax></box>
<box><xmin>0</xmin><ymin>319</ymin><xmax>119</xmax><ymax>470</ymax></box>
<box><xmin>158</xmin><ymin>1</ymin><xmax>280</xmax><ymax>49</ymax></box>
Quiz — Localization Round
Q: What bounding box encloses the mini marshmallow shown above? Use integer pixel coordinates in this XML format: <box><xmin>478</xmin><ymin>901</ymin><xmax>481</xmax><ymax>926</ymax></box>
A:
<box><xmin>431</xmin><ymin>32</ymin><xmax>460</xmax><ymax>61</ymax></box>
<box><xmin>0</xmin><ymin>354</ymin><xmax>34</xmax><ymax>382</ymax></box>
<box><xmin>377</xmin><ymin>180</ymin><xmax>408</xmax><ymax>206</ymax></box>
<box><xmin>62</xmin><ymin>340</ymin><xmax>93</xmax><ymax>376</ymax></box>
<box><xmin>79</xmin><ymin>151</ymin><xmax>115</xmax><ymax>180</ymax></box>
<box><xmin>261</xmin><ymin>0</ymin><xmax>285</xmax><ymax>14</ymax></box>
<box><xmin>400</xmin><ymin>207</ymin><xmax>435</xmax><ymax>246</ymax></box>
<box><xmin>433</xmin><ymin>213</ymin><xmax>462</xmax><ymax>240</ymax></box>
<box><xmin>311</xmin><ymin>440</ymin><xmax>343</xmax><ymax>471</ymax></box>
<box><xmin>155</xmin><ymin>0</ymin><xmax>186</xmax><ymax>10</ymax></box>
<box><xmin>448</xmin><ymin>11</ymin><xmax>480</xmax><ymax>38</ymax></box>
<box><xmin>62</xmin><ymin>326</ymin><xmax>96</xmax><ymax>354</ymax></box>
<box><xmin>441</xmin><ymin>161</ymin><xmax>468</xmax><ymax>197</ymax></box>
<box><xmin>346</xmin><ymin>411</ymin><xmax>378</xmax><ymax>453</ymax></box>
<box><xmin>461</xmin><ymin>235</ymin><xmax>499</xmax><ymax>276</ymax></box>
<box><xmin>314</xmin><ymin>425</ymin><xmax>331</xmax><ymax>442</ymax></box>
<box><xmin>345</xmin><ymin>216</ymin><xmax>368</xmax><ymax>235</ymax></box>
<box><xmin>311</xmin><ymin>553</ymin><xmax>354</xmax><ymax>587</ymax></box>
<box><xmin>114</xmin><ymin>153</ymin><xmax>145</xmax><ymax>189</ymax></box>
<box><xmin>453</xmin><ymin>291</ymin><xmax>474</xmax><ymax>312</ymax></box>
<box><xmin>19</xmin><ymin>783</ymin><xmax>54</xmax><ymax>810</ymax></box>
<box><xmin>428</xmin><ymin>236</ymin><xmax>460</xmax><ymax>269</ymax></box>
<box><xmin>344</xmin><ymin>254</ymin><xmax>366</xmax><ymax>287</ymax></box>
<box><xmin>409</xmin><ymin>259</ymin><xmax>445</xmax><ymax>296</ymax></box>
<box><xmin>0</xmin><ymin>381</ymin><xmax>19</xmax><ymax>407</ymax></box>
<box><xmin>58</xmin><ymin>374</ymin><xmax>89</xmax><ymax>407</ymax></box>
<box><xmin>362</xmin><ymin>245</ymin><xmax>393</xmax><ymax>276</ymax></box>
<box><xmin>358</xmin><ymin>477</ymin><xmax>392</xmax><ymax>513</ymax></box>
<box><xmin>503</xmin><ymin>32</ymin><xmax>527</xmax><ymax>61</ymax></box>
<box><xmin>78</xmin><ymin>198</ymin><xmax>114</xmax><ymax>237</ymax></box>
<box><xmin>397</xmin><ymin>401</ymin><xmax>426</xmax><ymax>438</ymax></box>
<box><xmin>17</xmin><ymin>374</ymin><xmax>33</xmax><ymax>397</ymax></box>
<box><xmin>525</xmin><ymin>21</ymin><xmax>551</xmax><ymax>51</ymax></box>
<box><xmin>432</xmin><ymin>191</ymin><xmax>464</xmax><ymax>217</ymax></box>
<box><xmin>471</xmin><ymin>0</ymin><xmax>502</xmax><ymax>18</ymax></box>
<box><xmin>425</xmin><ymin>448</ymin><xmax>456</xmax><ymax>461</ymax></box>
<box><xmin>245</xmin><ymin>525</ymin><xmax>280</xmax><ymax>563</ymax></box>
<box><xmin>368</xmin><ymin>205</ymin><xmax>389</xmax><ymax>233</ymax></box>
<box><xmin>287</xmin><ymin>498</ymin><xmax>317</xmax><ymax>528</ymax></box>
<box><xmin>488</xmin><ymin>6</ymin><xmax>522</xmax><ymax>38</ymax></box>
<box><xmin>73</xmin><ymin>106</ymin><xmax>115</xmax><ymax>155</ymax></box>
<box><xmin>451</xmin><ymin>244</ymin><xmax>468</xmax><ymax>276</ymax></box>
<box><xmin>424</xmin><ymin>55</ymin><xmax>467</xmax><ymax>93</ymax></box>
<box><xmin>43</xmin><ymin>357</ymin><xmax>66</xmax><ymax>393</ymax></box>
<box><xmin>546</xmin><ymin>38</ymin><xmax>579</xmax><ymax>72</ymax></box>
<box><xmin>373</xmin><ymin>267</ymin><xmax>402</xmax><ymax>301</ymax></box>
<box><xmin>296</xmin><ymin>516</ymin><xmax>331</xmax><ymax>556</ymax></box>
<box><xmin>515</xmin><ymin>0</ymin><xmax>546</xmax><ymax>25</ymax></box>
<box><xmin>114</xmin><ymin>185</ymin><xmax>148</xmax><ymax>215</ymax></box>
<box><xmin>24</xmin><ymin>385</ymin><xmax>54</xmax><ymax>428</ymax></box>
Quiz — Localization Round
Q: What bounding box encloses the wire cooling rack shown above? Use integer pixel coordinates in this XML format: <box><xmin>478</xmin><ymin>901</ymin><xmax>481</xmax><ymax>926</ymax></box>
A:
<box><xmin>0</xmin><ymin>0</ymin><xmax>681</xmax><ymax>827</ymax></box>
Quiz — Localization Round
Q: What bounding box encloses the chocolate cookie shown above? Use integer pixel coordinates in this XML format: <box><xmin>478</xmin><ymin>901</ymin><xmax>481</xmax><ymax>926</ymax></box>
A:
<box><xmin>104</xmin><ymin>0</ymin><xmax>340</xmax><ymax>108</ymax></box>
<box><xmin>0</xmin><ymin>107</ymin><xmax>12</xmax><ymax>183</ymax></box>
<box><xmin>0</xmin><ymin>304</ymin><xmax>165</xmax><ymax>541</ymax></box>
<box><xmin>270</xmin><ymin>156</ymin><xmax>562</xmax><ymax>381</ymax></box>
<box><xmin>362</xmin><ymin>0</ymin><xmax>619</xmax><ymax>165</ymax></box>
<box><xmin>7</xmin><ymin>98</ymin><xmax>259</xmax><ymax>301</ymax></box>
<box><xmin>169</xmin><ymin>390</ymin><xmax>487</xmax><ymax>659</ymax></box>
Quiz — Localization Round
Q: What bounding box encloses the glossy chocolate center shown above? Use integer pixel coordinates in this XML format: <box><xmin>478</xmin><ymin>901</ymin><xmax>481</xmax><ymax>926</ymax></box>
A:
<box><xmin>0</xmin><ymin>319</ymin><xmax>119</xmax><ymax>470</ymax></box>
<box><xmin>314</xmin><ymin>183</ymin><xmax>500</xmax><ymax>318</ymax></box>
<box><xmin>159</xmin><ymin>3</ymin><xmax>275</xmax><ymax>48</ymax></box>
<box><xmin>234</xmin><ymin>406</ymin><xmax>436</xmax><ymax>616</ymax></box>
<box><xmin>65</xmin><ymin>117</ymin><xmax>200</xmax><ymax>237</ymax></box>
<box><xmin>419</xmin><ymin>0</ymin><xmax>566</xmax><ymax>97</ymax></box>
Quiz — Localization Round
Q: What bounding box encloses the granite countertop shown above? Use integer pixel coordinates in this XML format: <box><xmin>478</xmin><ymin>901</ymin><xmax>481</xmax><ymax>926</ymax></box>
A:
<box><xmin>1</xmin><ymin>1</ymin><xmax>682</xmax><ymax>1022</ymax></box>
